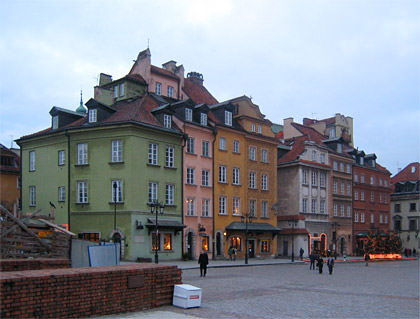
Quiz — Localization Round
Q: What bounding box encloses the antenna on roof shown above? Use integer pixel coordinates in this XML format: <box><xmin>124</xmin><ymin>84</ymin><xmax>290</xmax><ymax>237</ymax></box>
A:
<box><xmin>147</xmin><ymin>38</ymin><xmax>150</xmax><ymax>49</ymax></box>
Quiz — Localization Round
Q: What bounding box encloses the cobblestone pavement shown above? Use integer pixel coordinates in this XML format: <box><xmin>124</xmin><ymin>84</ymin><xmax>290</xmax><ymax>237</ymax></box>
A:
<box><xmin>166</xmin><ymin>259</ymin><xmax>420</xmax><ymax>319</ymax></box>
<box><xmin>96</xmin><ymin>259</ymin><xmax>419</xmax><ymax>319</ymax></box>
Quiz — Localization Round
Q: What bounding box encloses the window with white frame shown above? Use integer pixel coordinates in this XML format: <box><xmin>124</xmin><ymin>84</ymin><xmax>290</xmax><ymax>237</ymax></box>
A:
<box><xmin>340</xmin><ymin>182</ymin><xmax>345</xmax><ymax>195</ymax></box>
<box><xmin>148</xmin><ymin>182</ymin><xmax>158</xmax><ymax>203</ymax></box>
<box><xmin>148</xmin><ymin>143</ymin><xmax>158</xmax><ymax>165</ymax></box>
<box><xmin>202</xmin><ymin>199</ymin><xmax>210</xmax><ymax>217</ymax></box>
<box><xmin>320</xmin><ymin>200</ymin><xmax>325</xmax><ymax>214</ymax></box>
<box><xmin>58</xmin><ymin>150</ymin><xmax>65</xmax><ymax>166</ymax></box>
<box><xmin>320</xmin><ymin>153</ymin><xmax>325</xmax><ymax>164</ymax></box>
<box><xmin>52</xmin><ymin>115</ymin><xmax>59</xmax><ymax>129</ymax></box>
<box><xmin>219</xmin><ymin>196</ymin><xmax>227</xmax><ymax>215</ymax></box>
<box><xmin>302</xmin><ymin>169</ymin><xmax>308</xmax><ymax>185</ymax></box>
<box><xmin>261</xmin><ymin>201</ymin><xmax>268</xmax><ymax>218</ymax></box>
<box><xmin>58</xmin><ymin>186</ymin><xmax>65</xmax><ymax>202</ymax></box>
<box><xmin>29</xmin><ymin>186</ymin><xmax>36</xmax><ymax>206</ymax></box>
<box><xmin>302</xmin><ymin>198</ymin><xmax>308</xmax><ymax>213</ymax></box>
<box><xmin>249</xmin><ymin>171</ymin><xmax>257</xmax><ymax>189</ymax></box>
<box><xmin>347</xmin><ymin>205</ymin><xmax>351</xmax><ymax>217</ymax></box>
<box><xmin>361</xmin><ymin>191</ymin><xmax>365</xmax><ymax>201</ymax></box>
<box><xmin>167</xmin><ymin>86</ymin><xmax>174</xmax><ymax>98</ymax></box>
<box><xmin>354</xmin><ymin>174</ymin><xmax>359</xmax><ymax>182</ymax></box>
<box><xmin>187</xmin><ymin>137</ymin><xmax>195</xmax><ymax>154</ymax></box>
<box><xmin>186</xmin><ymin>198</ymin><xmax>195</xmax><ymax>216</ymax></box>
<box><xmin>77</xmin><ymin>143</ymin><xmax>88</xmax><ymax>165</ymax></box>
<box><xmin>333</xmin><ymin>161</ymin><xmax>338</xmax><ymax>170</ymax></box>
<box><xmin>233</xmin><ymin>197</ymin><xmax>241</xmax><ymax>216</ymax></box>
<box><xmin>249</xmin><ymin>200</ymin><xmax>256</xmax><ymax>217</ymax></box>
<box><xmin>249</xmin><ymin>146</ymin><xmax>256</xmax><ymax>161</ymax></box>
<box><xmin>333</xmin><ymin>180</ymin><xmax>338</xmax><ymax>194</ymax></box>
<box><xmin>361</xmin><ymin>175</ymin><xmax>365</xmax><ymax>183</ymax></box>
<box><xmin>119</xmin><ymin>83</ymin><xmax>125</xmax><ymax>96</ymax></box>
<box><xmin>384</xmin><ymin>180</ymin><xmax>388</xmax><ymax>187</ymax></box>
<box><xmin>88</xmin><ymin>109</ymin><xmax>97</xmax><ymax>123</ymax></box>
<box><xmin>262</xmin><ymin>149</ymin><xmax>268</xmax><ymax>163</ymax></box>
<box><xmin>346</xmin><ymin>164</ymin><xmax>351</xmax><ymax>174</ymax></box>
<box><xmin>219</xmin><ymin>137</ymin><xmax>226</xmax><ymax>150</ymax></box>
<box><xmin>354</xmin><ymin>212</ymin><xmax>359</xmax><ymax>222</ymax></box>
<box><xmin>186</xmin><ymin>168</ymin><xmax>195</xmax><ymax>185</ymax></box>
<box><xmin>379</xmin><ymin>214</ymin><xmax>383</xmax><ymax>224</ymax></box>
<box><xmin>200</xmin><ymin>113</ymin><xmax>207</xmax><ymax>126</ymax></box>
<box><xmin>185</xmin><ymin>108</ymin><xmax>192</xmax><ymax>121</ymax></box>
<box><xmin>312</xmin><ymin>150</ymin><xmax>317</xmax><ymax>161</ymax></box>
<box><xmin>155</xmin><ymin>82</ymin><xmax>162</xmax><ymax>95</ymax></box>
<box><xmin>379</xmin><ymin>178</ymin><xmax>383</xmax><ymax>186</ymax></box>
<box><xmin>379</xmin><ymin>193</ymin><xmax>383</xmax><ymax>203</ymax></box>
<box><xmin>320</xmin><ymin>172</ymin><xmax>326</xmax><ymax>188</ymax></box>
<box><xmin>347</xmin><ymin>183</ymin><xmax>351</xmax><ymax>196</ymax></box>
<box><xmin>202</xmin><ymin>169</ymin><xmax>210</xmax><ymax>186</ymax></box>
<box><xmin>360</xmin><ymin>212</ymin><xmax>365</xmax><ymax>223</ymax></box>
<box><xmin>163</xmin><ymin>114</ymin><xmax>172</xmax><ymax>128</ymax></box>
<box><xmin>233</xmin><ymin>140</ymin><xmax>240</xmax><ymax>153</ymax></box>
<box><xmin>113</xmin><ymin>85</ymin><xmax>118</xmax><ymax>98</ymax></box>
<box><xmin>370</xmin><ymin>176</ymin><xmax>375</xmax><ymax>185</ymax></box>
<box><xmin>166</xmin><ymin>184</ymin><xmax>174</xmax><ymax>205</ymax></box>
<box><xmin>251</xmin><ymin>123</ymin><xmax>256</xmax><ymax>132</ymax></box>
<box><xmin>111</xmin><ymin>140</ymin><xmax>123</xmax><ymax>162</ymax></box>
<box><xmin>111</xmin><ymin>180</ymin><xmax>123</xmax><ymax>203</ymax></box>
<box><xmin>337</xmin><ymin>143</ymin><xmax>343</xmax><ymax>153</ymax></box>
<box><xmin>370</xmin><ymin>213</ymin><xmax>374</xmax><ymax>223</ymax></box>
<box><xmin>165</xmin><ymin>146</ymin><xmax>174</xmax><ymax>168</ymax></box>
<box><xmin>311</xmin><ymin>171</ymin><xmax>318</xmax><ymax>187</ymax></box>
<box><xmin>261</xmin><ymin>174</ymin><xmax>268</xmax><ymax>190</ymax></box>
<box><xmin>29</xmin><ymin>151</ymin><xmax>35</xmax><ymax>171</ymax></box>
<box><xmin>233</xmin><ymin>167</ymin><xmax>240</xmax><ymax>185</ymax></box>
<box><xmin>311</xmin><ymin>199</ymin><xmax>317</xmax><ymax>213</ymax></box>
<box><xmin>333</xmin><ymin>204</ymin><xmax>338</xmax><ymax>216</ymax></box>
<box><xmin>385</xmin><ymin>215</ymin><xmax>388</xmax><ymax>224</ymax></box>
<box><xmin>355</xmin><ymin>190</ymin><xmax>359</xmax><ymax>200</ymax></box>
<box><xmin>219</xmin><ymin>166</ymin><xmax>227</xmax><ymax>183</ymax></box>
<box><xmin>225</xmin><ymin>111</ymin><xmax>232</xmax><ymax>126</ymax></box>
<box><xmin>340</xmin><ymin>162</ymin><xmax>344</xmax><ymax>172</ymax></box>
<box><xmin>257</xmin><ymin>125</ymin><xmax>262</xmax><ymax>134</ymax></box>
<box><xmin>202</xmin><ymin>140</ymin><xmax>209</xmax><ymax>157</ymax></box>
<box><xmin>77</xmin><ymin>181</ymin><xmax>88</xmax><ymax>203</ymax></box>
<box><xmin>340</xmin><ymin>204</ymin><xmax>345</xmax><ymax>217</ymax></box>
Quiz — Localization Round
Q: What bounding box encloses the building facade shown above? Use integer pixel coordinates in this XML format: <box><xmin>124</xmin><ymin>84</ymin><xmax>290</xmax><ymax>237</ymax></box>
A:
<box><xmin>0</xmin><ymin>144</ymin><xmax>20</xmax><ymax>212</ymax></box>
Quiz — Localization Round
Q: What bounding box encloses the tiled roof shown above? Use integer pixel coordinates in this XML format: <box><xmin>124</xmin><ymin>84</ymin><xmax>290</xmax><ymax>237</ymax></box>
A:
<box><xmin>150</xmin><ymin>65</ymin><xmax>179</xmax><ymax>80</ymax></box>
<box><xmin>277</xmin><ymin>136</ymin><xmax>307</xmax><ymax>164</ymax></box>
<box><xmin>392</xmin><ymin>162</ymin><xmax>420</xmax><ymax>182</ymax></box>
<box><xmin>125</xmin><ymin>73</ymin><xmax>147</xmax><ymax>85</ymax></box>
<box><xmin>291</xmin><ymin>122</ymin><xmax>326</xmax><ymax>143</ymax></box>
<box><xmin>183</xmin><ymin>78</ymin><xmax>218</xmax><ymax>105</ymax></box>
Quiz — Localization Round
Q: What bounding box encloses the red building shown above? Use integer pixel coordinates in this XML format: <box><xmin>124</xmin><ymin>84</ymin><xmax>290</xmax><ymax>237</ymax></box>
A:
<box><xmin>350</xmin><ymin>150</ymin><xmax>392</xmax><ymax>255</ymax></box>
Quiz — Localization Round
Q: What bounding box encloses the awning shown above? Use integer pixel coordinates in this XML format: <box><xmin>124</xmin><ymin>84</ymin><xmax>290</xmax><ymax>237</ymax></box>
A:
<box><xmin>225</xmin><ymin>222</ymin><xmax>280</xmax><ymax>233</ymax></box>
<box><xmin>145</xmin><ymin>218</ymin><xmax>186</xmax><ymax>234</ymax></box>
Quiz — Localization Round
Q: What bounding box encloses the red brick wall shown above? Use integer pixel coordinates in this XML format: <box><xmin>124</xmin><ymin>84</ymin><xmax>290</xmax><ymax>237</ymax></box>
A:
<box><xmin>0</xmin><ymin>258</ymin><xmax>71</xmax><ymax>272</ymax></box>
<box><xmin>0</xmin><ymin>264</ymin><xmax>182</xmax><ymax>318</ymax></box>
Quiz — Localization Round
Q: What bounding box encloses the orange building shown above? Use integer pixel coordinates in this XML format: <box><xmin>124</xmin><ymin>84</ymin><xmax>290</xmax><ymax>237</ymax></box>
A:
<box><xmin>0</xmin><ymin>144</ymin><xmax>20</xmax><ymax>211</ymax></box>
<box><xmin>211</xmin><ymin>96</ymin><xmax>280</xmax><ymax>260</ymax></box>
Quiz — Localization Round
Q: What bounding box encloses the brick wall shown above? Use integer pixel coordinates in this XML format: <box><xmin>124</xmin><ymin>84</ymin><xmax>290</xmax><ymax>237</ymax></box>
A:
<box><xmin>0</xmin><ymin>264</ymin><xmax>182</xmax><ymax>318</ymax></box>
<box><xmin>0</xmin><ymin>258</ymin><xmax>71</xmax><ymax>272</ymax></box>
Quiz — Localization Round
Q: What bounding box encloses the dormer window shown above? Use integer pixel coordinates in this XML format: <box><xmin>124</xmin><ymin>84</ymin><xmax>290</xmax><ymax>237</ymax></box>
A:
<box><xmin>225</xmin><ymin>111</ymin><xmax>232</xmax><ymax>126</ymax></box>
<box><xmin>113</xmin><ymin>85</ymin><xmax>118</xmax><ymax>98</ymax></box>
<box><xmin>88</xmin><ymin>109</ymin><xmax>97</xmax><ymax>123</ymax></box>
<box><xmin>185</xmin><ymin>108</ymin><xmax>192</xmax><ymax>121</ymax></box>
<box><xmin>329</xmin><ymin>128</ymin><xmax>336</xmax><ymax>138</ymax></box>
<box><xmin>360</xmin><ymin>157</ymin><xmax>364</xmax><ymax>165</ymax></box>
<box><xmin>119</xmin><ymin>83</ymin><xmax>125</xmax><ymax>96</ymax></box>
<box><xmin>251</xmin><ymin>124</ymin><xmax>256</xmax><ymax>132</ymax></box>
<box><xmin>337</xmin><ymin>143</ymin><xmax>342</xmax><ymax>153</ymax></box>
<box><xmin>164</xmin><ymin>114</ymin><xmax>172</xmax><ymax>128</ymax></box>
<box><xmin>257</xmin><ymin>125</ymin><xmax>262</xmax><ymax>134</ymax></box>
<box><xmin>168</xmin><ymin>86</ymin><xmax>174</xmax><ymax>98</ymax></box>
<box><xmin>52</xmin><ymin>115</ymin><xmax>59</xmax><ymax>129</ymax></box>
<box><xmin>200</xmin><ymin>113</ymin><xmax>207</xmax><ymax>126</ymax></box>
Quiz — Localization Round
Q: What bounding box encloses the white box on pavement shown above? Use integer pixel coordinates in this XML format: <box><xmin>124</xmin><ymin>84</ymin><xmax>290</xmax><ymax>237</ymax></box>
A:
<box><xmin>173</xmin><ymin>284</ymin><xmax>201</xmax><ymax>308</ymax></box>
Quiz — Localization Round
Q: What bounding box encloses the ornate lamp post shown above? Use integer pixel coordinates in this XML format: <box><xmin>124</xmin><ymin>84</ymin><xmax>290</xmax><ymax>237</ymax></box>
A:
<box><xmin>148</xmin><ymin>200</ymin><xmax>165</xmax><ymax>264</ymax></box>
<box><xmin>241</xmin><ymin>213</ymin><xmax>253</xmax><ymax>264</ymax></box>
<box><xmin>113</xmin><ymin>181</ymin><xmax>118</xmax><ymax>233</ymax></box>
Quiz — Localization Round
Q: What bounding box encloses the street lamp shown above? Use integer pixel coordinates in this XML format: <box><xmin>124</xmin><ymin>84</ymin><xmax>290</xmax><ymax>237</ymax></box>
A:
<box><xmin>332</xmin><ymin>222</ymin><xmax>340</xmax><ymax>258</ymax></box>
<box><xmin>148</xmin><ymin>200</ymin><xmax>165</xmax><ymax>264</ymax></box>
<box><xmin>288</xmin><ymin>217</ymin><xmax>298</xmax><ymax>262</ymax></box>
<box><xmin>113</xmin><ymin>181</ymin><xmax>118</xmax><ymax>233</ymax></box>
<box><xmin>241</xmin><ymin>212</ymin><xmax>253</xmax><ymax>264</ymax></box>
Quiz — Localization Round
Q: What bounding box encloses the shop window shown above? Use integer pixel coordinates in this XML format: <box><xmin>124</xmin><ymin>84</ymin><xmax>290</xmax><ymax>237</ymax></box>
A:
<box><xmin>229</xmin><ymin>236</ymin><xmax>241</xmax><ymax>251</ymax></box>
<box><xmin>261</xmin><ymin>240</ymin><xmax>271</xmax><ymax>253</ymax></box>
<box><xmin>163</xmin><ymin>233</ymin><xmax>172</xmax><ymax>251</ymax></box>
<box><xmin>202</xmin><ymin>236</ymin><xmax>209</xmax><ymax>251</ymax></box>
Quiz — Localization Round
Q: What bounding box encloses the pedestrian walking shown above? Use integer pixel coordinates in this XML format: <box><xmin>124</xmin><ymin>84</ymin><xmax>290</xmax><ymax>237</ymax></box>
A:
<box><xmin>309</xmin><ymin>252</ymin><xmax>316</xmax><ymax>270</ymax></box>
<box><xmin>228</xmin><ymin>246</ymin><xmax>233</xmax><ymax>261</ymax></box>
<box><xmin>299</xmin><ymin>248</ymin><xmax>304</xmax><ymax>260</ymax></box>
<box><xmin>365</xmin><ymin>252</ymin><xmax>370</xmax><ymax>267</ymax></box>
<box><xmin>232</xmin><ymin>247</ymin><xmax>237</xmax><ymax>261</ymax></box>
<box><xmin>317</xmin><ymin>256</ymin><xmax>324</xmax><ymax>274</ymax></box>
<box><xmin>198</xmin><ymin>250</ymin><xmax>209</xmax><ymax>277</ymax></box>
<box><xmin>327</xmin><ymin>257</ymin><xmax>334</xmax><ymax>275</ymax></box>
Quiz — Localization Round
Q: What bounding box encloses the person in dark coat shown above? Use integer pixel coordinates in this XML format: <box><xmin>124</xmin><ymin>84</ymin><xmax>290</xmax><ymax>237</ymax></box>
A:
<box><xmin>327</xmin><ymin>257</ymin><xmax>334</xmax><ymax>274</ymax></box>
<box><xmin>198</xmin><ymin>250</ymin><xmax>209</xmax><ymax>277</ymax></box>
<box><xmin>317</xmin><ymin>256</ymin><xmax>324</xmax><ymax>274</ymax></box>
<box><xmin>309</xmin><ymin>252</ymin><xmax>316</xmax><ymax>270</ymax></box>
<box><xmin>299</xmin><ymin>248</ymin><xmax>304</xmax><ymax>260</ymax></box>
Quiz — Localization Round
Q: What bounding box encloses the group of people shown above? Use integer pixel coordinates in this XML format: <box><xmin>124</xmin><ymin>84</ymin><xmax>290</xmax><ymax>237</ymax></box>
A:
<box><xmin>228</xmin><ymin>246</ymin><xmax>237</xmax><ymax>261</ymax></box>
<box><xmin>309</xmin><ymin>252</ymin><xmax>335</xmax><ymax>274</ymax></box>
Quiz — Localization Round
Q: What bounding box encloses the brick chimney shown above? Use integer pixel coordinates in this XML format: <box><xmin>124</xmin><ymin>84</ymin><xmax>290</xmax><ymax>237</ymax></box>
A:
<box><xmin>187</xmin><ymin>72</ymin><xmax>204</xmax><ymax>86</ymax></box>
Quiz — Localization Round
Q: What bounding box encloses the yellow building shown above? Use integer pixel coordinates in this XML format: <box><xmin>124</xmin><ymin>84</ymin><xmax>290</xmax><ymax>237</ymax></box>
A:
<box><xmin>210</xmin><ymin>96</ymin><xmax>279</xmax><ymax>260</ymax></box>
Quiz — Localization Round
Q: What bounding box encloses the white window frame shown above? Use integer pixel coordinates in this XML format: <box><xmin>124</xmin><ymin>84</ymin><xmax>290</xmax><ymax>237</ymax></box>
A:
<box><xmin>166</xmin><ymin>184</ymin><xmax>175</xmax><ymax>205</ymax></box>
<box><xmin>257</xmin><ymin>125</ymin><xmax>262</xmax><ymax>134</ymax></box>
<box><xmin>320</xmin><ymin>153</ymin><xmax>325</xmax><ymax>164</ymax></box>
<box><xmin>320</xmin><ymin>200</ymin><xmax>325</xmax><ymax>214</ymax></box>
<box><xmin>219</xmin><ymin>165</ymin><xmax>227</xmax><ymax>183</ymax></box>
<box><xmin>361</xmin><ymin>191</ymin><xmax>365</xmax><ymax>201</ymax></box>
<box><xmin>202</xmin><ymin>169</ymin><xmax>210</xmax><ymax>186</ymax></box>
<box><xmin>233</xmin><ymin>197</ymin><xmax>241</xmax><ymax>216</ymax></box>
<box><xmin>58</xmin><ymin>150</ymin><xmax>65</xmax><ymax>166</ymax></box>
<box><xmin>312</xmin><ymin>150</ymin><xmax>317</xmax><ymax>161</ymax></box>
<box><xmin>261</xmin><ymin>174</ymin><xmax>268</xmax><ymax>190</ymax></box>
<box><xmin>52</xmin><ymin>115</ymin><xmax>59</xmax><ymax>129</ymax></box>
<box><xmin>148</xmin><ymin>182</ymin><xmax>158</xmax><ymax>203</ymax></box>
<box><xmin>58</xmin><ymin>186</ymin><xmax>65</xmax><ymax>202</ymax></box>
<box><xmin>340</xmin><ymin>204</ymin><xmax>345</xmax><ymax>217</ymax></box>
<box><xmin>261</xmin><ymin>201</ymin><xmax>268</xmax><ymax>218</ymax></box>
<box><xmin>148</xmin><ymin>143</ymin><xmax>158</xmax><ymax>165</ymax></box>
<box><xmin>262</xmin><ymin>149</ymin><xmax>268</xmax><ymax>163</ymax></box>
<box><xmin>233</xmin><ymin>140</ymin><xmax>240</xmax><ymax>153</ymax></box>
<box><xmin>186</xmin><ymin>198</ymin><xmax>196</xmax><ymax>216</ymax></box>
<box><xmin>164</xmin><ymin>114</ymin><xmax>172</xmax><ymax>128</ymax></box>
<box><xmin>77</xmin><ymin>143</ymin><xmax>88</xmax><ymax>165</ymax></box>
<box><xmin>333</xmin><ymin>204</ymin><xmax>338</xmax><ymax>216</ymax></box>
<box><xmin>249</xmin><ymin>171</ymin><xmax>256</xmax><ymax>189</ymax></box>
<box><xmin>333</xmin><ymin>161</ymin><xmax>338</xmax><ymax>171</ymax></box>
<box><xmin>311</xmin><ymin>199</ymin><xmax>317</xmax><ymax>213</ymax></box>
<box><xmin>355</xmin><ymin>190</ymin><xmax>359</xmax><ymax>200</ymax></box>
<box><xmin>225</xmin><ymin>110</ymin><xmax>232</xmax><ymax>126</ymax></box>
<box><xmin>233</xmin><ymin>167</ymin><xmax>240</xmax><ymax>185</ymax></box>
<box><xmin>113</xmin><ymin>85</ymin><xmax>118</xmax><ymax>98</ymax></box>
<box><xmin>219</xmin><ymin>137</ymin><xmax>226</xmax><ymax>151</ymax></box>
<box><xmin>251</xmin><ymin>123</ymin><xmax>256</xmax><ymax>132</ymax></box>
<box><xmin>155</xmin><ymin>82</ymin><xmax>162</xmax><ymax>95</ymax></box>
<box><xmin>200</xmin><ymin>113</ymin><xmax>208</xmax><ymax>126</ymax></box>
<box><xmin>361</xmin><ymin>212</ymin><xmax>365</xmax><ymax>223</ymax></box>
<box><xmin>346</xmin><ymin>164</ymin><xmax>351</xmax><ymax>174</ymax></box>
<box><xmin>311</xmin><ymin>171</ymin><xmax>318</xmax><ymax>187</ymax></box>
<box><xmin>219</xmin><ymin>196</ymin><xmax>227</xmax><ymax>215</ymax></box>
<box><xmin>302</xmin><ymin>198</ymin><xmax>308</xmax><ymax>213</ymax></box>
<box><xmin>340</xmin><ymin>162</ymin><xmax>344</xmax><ymax>172</ymax></box>
<box><xmin>165</xmin><ymin>146</ymin><xmax>175</xmax><ymax>168</ymax></box>
<box><xmin>370</xmin><ymin>213</ymin><xmax>374</xmax><ymax>223</ymax></box>
<box><xmin>167</xmin><ymin>86</ymin><xmax>174</xmax><ymax>98</ymax></box>
<box><xmin>320</xmin><ymin>172</ymin><xmax>326</xmax><ymax>188</ymax></box>
<box><xmin>354</xmin><ymin>212</ymin><xmax>359</xmax><ymax>222</ymax></box>
<box><xmin>29</xmin><ymin>151</ymin><xmax>35</xmax><ymax>171</ymax></box>
<box><xmin>302</xmin><ymin>169</ymin><xmax>308</xmax><ymax>185</ymax></box>
<box><xmin>347</xmin><ymin>205</ymin><xmax>351</xmax><ymax>217</ymax></box>
<box><xmin>185</xmin><ymin>108</ymin><xmax>192</xmax><ymax>121</ymax></box>
<box><xmin>88</xmin><ymin>109</ymin><xmax>97</xmax><ymax>123</ymax></box>
<box><xmin>119</xmin><ymin>83</ymin><xmax>125</xmax><ymax>96</ymax></box>
<box><xmin>249</xmin><ymin>199</ymin><xmax>256</xmax><ymax>217</ymax></box>
<box><xmin>187</xmin><ymin>137</ymin><xmax>195</xmax><ymax>154</ymax></box>
<box><xmin>77</xmin><ymin>181</ymin><xmax>88</xmax><ymax>204</ymax></box>
<box><xmin>29</xmin><ymin>186</ymin><xmax>36</xmax><ymax>206</ymax></box>
<box><xmin>111</xmin><ymin>180</ymin><xmax>123</xmax><ymax>203</ymax></box>
<box><xmin>340</xmin><ymin>182</ymin><xmax>345</xmax><ymax>195</ymax></box>
<box><xmin>111</xmin><ymin>140</ymin><xmax>123</xmax><ymax>163</ymax></box>
<box><xmin>187</xmin><ymin>168</ymin><xmax>195</xmax><ymax>185</ymax></box>
<box><xmin>202</xmin><ymin>199</ymin><xmax>210</xmax><ymax>217</ymax></box>
<box><xmin>202</xmin><ymin>140</ymin><xmax>209</xmax><ymax>157</ymax></box>
<box><xmin>249</xmin><ymin>146</ymin><xmax>256</xmax><ymax>161</ymax></box>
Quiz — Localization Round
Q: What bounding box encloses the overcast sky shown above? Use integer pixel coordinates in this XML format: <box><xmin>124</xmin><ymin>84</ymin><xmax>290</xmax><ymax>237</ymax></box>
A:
<box><xmin>1</xmin><ymin>0</ymin><xmax>418</xmax><ymax>176</ymax></box>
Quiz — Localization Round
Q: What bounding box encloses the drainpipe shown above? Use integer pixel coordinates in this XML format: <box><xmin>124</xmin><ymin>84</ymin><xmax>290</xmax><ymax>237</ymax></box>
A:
<box><xmin>181</xmin><ymin>124</ymin><xmax>188</xmax><ymax>257</ymax></box>
<box><xmin>65</xmin><ymin>131</ymin><xmax>71</xmax><ymax>231</ymax></box>
<box><xmin>211</xmin><ymin>127</ymin><xmax>217</xmax><ymax>260</ymax></box>
<box><xmin>19</xmin><ymin>146</ymin><xmax>22</xmax><ymax>211</ymax></box>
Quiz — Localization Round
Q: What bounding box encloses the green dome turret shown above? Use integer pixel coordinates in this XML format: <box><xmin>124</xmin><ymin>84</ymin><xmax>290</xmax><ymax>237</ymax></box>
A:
<box><xmin>76</xmin><ymin>90</ymin><xmax>86</xmax><ymax>114</ymax></box>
